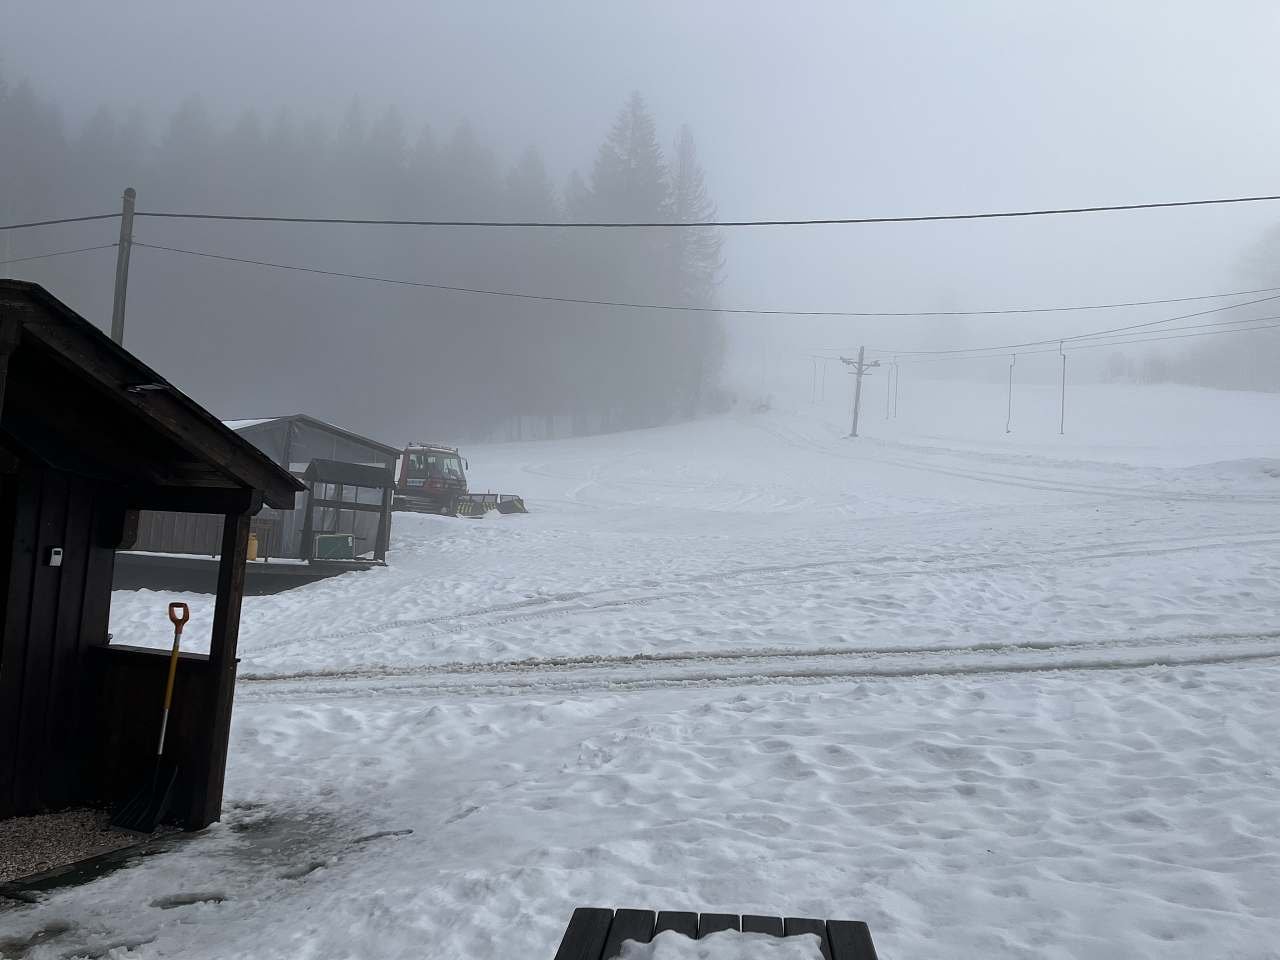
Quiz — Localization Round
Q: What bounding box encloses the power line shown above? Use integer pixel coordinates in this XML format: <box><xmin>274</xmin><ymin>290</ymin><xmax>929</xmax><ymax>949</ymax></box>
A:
<box><xmin>0</xmin><ymin>243</ymin><xmax>118</xmax><ymax>267</ymax></box>
<box><xmin>867</xmin><ymin>293</ymin><xmax>1280</xmax><ymax>358</ymax></box>
<box><xmin>889</xmin><ymin>316</ymin><xmax>1280</xmax><ymax>365</ymax></box>
<box><xmin>818</xmin><ymin>314</ymin><xmax>1280</xmax><ymax>362</ymax></box>
<box><xmin>126</xmin><ymin>191</ymin><xmax>1280</xmax><ymax>228</ymax></box>
<box><xmin>0</xmin><ymin>213</ymin><xmax>120</xmax><ymax>232</ymax></box>
<box><xmin>823</xmin><ymin>285</ymin><xmax>1280</xmax><ymax>317</ymax></box>
<box><xmin>131</xmin><ymin>240</ymin><xmax>1280</xmax><ymax>323</ymax></box>
<box><xmin>8</xmin><ymin>189</ymin><xmax>1280</xmax><ymax>234</ymax></box>
<box><xmin>135</xmin><ymin>241</ymin><xmax>753</xmax><ymax>313</ymax></box>
<box><xmin>143</xmin><ymin>237</ymin><xmax>1280</xmax><ymax>361</ymax></box>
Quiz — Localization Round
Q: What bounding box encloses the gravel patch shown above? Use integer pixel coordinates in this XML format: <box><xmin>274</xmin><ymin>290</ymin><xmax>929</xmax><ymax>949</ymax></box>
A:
<box><xmin>0</xmin><ymin>808</ymin><xmax>140</xmax><ymax>883</ymax></box>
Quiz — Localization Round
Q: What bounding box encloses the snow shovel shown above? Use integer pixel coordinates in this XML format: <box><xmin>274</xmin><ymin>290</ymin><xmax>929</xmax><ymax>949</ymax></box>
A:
<box><xmin>112</xmin><ymin>602</ymin><xmax>189</xmax><ymax>833</ymax></box>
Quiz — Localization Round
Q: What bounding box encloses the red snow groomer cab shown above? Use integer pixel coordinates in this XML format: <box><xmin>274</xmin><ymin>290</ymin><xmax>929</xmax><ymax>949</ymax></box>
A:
<box><xmin>393</xmin><ymin>443</ymin><xmax>527</xmax><ymax>517</ymax></box>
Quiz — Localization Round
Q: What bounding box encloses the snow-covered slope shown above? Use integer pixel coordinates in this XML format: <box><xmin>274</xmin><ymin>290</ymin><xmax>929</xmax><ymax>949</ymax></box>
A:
<box><xmin>13</xmin><ymin>380</ymin><xmax>1280</xmax><ymax>959</ymax></box>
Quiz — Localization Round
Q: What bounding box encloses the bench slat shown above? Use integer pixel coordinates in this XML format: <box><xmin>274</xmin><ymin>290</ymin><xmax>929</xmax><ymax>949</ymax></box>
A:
<box><xmin>554</xmin><ymin>907</ymin><xmax>614</xmax><ymax>960</ymax></box>
<box><xmin>602</xmin><ymin>909</ymin><xmax>656</xmax><ymax>959</ymax></box>
<box><xmin>827</xmin><ymin>920</ymin><xmax>879</xmax><ymax>960</ymax></box>
<box><xmin>654</xmin><ymin>911</ymin><xmax>698</xmax><ymax>940</ymax></box>
<box><xmin>698</xmin><ymin>913</ymin><xmax>741</xmax><ymax>938</ymax></box>
<box><xmin>742</xmin><ymin>915</ymin><xmax>785</xmax><ymax>936</ymax></box>
<box><xmin>784</xmin><ymin>917</ymin><xmax>833</xmax><ymax>960</ymax></box>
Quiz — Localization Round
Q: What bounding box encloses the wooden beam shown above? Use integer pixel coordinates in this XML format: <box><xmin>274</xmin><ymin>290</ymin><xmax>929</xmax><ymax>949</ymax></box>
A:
<box><xmin>602</xmin><ymin>910</ymin><xmax>655</xmax><ymax>959</ymax></box>
<box><xmin>552</xmin><ymin>907</ymin><xmax>614</xmax><ymax>960</ymax></box>
<box><xmin>181</xmin><ymin>509</ymin><xmax>250</xmax><ymax>828</ymax></box>
<box><xmin>784</xmin><ymin>918</ymin><xmax>833</xmax><ymax>960</ymax></box>
<box><xmin>698</xmin><ymin>914</ymin><xmax>740</xmax><ymax>938</ymax></box>
<box><xmin>304</xmin><ymin>497</ymin><xmax>386</xmax><ymax>514</ymax></box>
<box><xmin>654</xmin><ymin>912</ymin><xmax>698</xmax><ymax>940</ymax></box>
<box><xmin>742</xmin><ymin>916</ymin><xmax>785</xmax><ymax>937</ymax></box>
<box><xmin>826</xmin><ymin>920</ymin><xmax>879</xmax><ymax>960</ymax></box>
<box><xmin>126</xmin><ymin>486</ymin><xmax>260</xmax><ymax>516</ymax></box>
<box><xmin>0</xmin><ymin>315</ymin><xmax>22</xmax><ymax>417</ymax></box>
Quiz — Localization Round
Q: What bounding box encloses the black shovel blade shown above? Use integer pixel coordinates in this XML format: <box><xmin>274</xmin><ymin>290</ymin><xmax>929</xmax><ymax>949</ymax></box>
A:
<box><xmin>111</xmin><ymin>764</ymin><xmax>178</xmax><ymax>834</ymax></box>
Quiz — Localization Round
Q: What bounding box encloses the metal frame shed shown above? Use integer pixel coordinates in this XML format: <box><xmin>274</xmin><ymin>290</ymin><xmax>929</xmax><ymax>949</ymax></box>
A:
<box><xmin>132</xmin><ymin>414</ymin><xmax>399</xmax><ymax>563</ymax></box>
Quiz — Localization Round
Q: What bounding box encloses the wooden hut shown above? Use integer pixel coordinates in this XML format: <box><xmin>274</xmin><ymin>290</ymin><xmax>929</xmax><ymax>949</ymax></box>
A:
<box><xmin>0</xmin><ymin>280</ymin><xmax>303</xmax><ymax>828</ymax></box>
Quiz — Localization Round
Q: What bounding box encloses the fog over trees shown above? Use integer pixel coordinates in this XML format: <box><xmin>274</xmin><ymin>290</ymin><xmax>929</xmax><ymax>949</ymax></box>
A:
<box><xmin>0</xmin><ymin>69</ymin><xmax>726</xmax><ymax>441</ymax></box>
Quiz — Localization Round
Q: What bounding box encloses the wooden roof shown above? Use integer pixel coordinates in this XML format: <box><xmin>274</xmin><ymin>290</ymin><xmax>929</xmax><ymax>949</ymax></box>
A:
<box><xmin>0</xmin><ymin>280</ymin><xmax>304</xmax><ymax>510</ymax></box>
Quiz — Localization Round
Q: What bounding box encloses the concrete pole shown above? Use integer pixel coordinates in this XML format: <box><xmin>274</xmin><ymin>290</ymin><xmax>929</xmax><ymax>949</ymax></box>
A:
<box><xmin>110</xmin><ymin>187</ymin><xmax>137</xmax><ymax>346</ymax></box>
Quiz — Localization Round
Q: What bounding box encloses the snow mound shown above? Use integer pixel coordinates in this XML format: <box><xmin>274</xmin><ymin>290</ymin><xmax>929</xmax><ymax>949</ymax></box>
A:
<box><xmin>618</xmin><ymin>930</ymin><xmax>824</xmax><ymax>959</ymax></box>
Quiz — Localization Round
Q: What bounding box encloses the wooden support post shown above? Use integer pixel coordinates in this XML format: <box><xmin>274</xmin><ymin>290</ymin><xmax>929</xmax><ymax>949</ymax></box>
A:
<box><xmin>300</xmin><ymin>480</ymin><xmax>315</xmax><ymax>561</ymax></box>
<box><xmin>841</xmin><ymin>347</ymin><xmax>879</xmax><ymax>438</ymax></box>
<box><xmin>0</xmin><ymin>315</ymin><xmax>22</xmax><ymax>413</ymax></box>
<box><xmin>375</xmin><ymin>479</ymin><xmax>393</xmax><ymax>562</ymax></box>
<box><xmin>182</xmin><ymin>508</ymin><xmax>250</xmax><ymax>828</ymax></box>
<box><xmin>1005</xmin><ymin>353</ymin><xmax>1016</xmax><ymax>434</ymax></box>
<box><xmin>850</xmin><ymin>345</ymin><xmax>866</xmax><ymax>437</ymax></box>
<box><xmin>1059</xmin><ymin>341</ymin><xmax>1067</xmax><ymax>436</ymax></box>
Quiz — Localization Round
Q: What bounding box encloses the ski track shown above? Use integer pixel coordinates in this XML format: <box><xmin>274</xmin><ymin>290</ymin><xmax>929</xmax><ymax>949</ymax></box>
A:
<box><xmin>755</xmin><ymin>419</ymin><xmax>1280</xmax><ymax>503</ymax></box>
<box><xmin>254</xmin><ymin>528</ymin><xmax>1280</xmax><ymax>654</ymax></box>
<box><xmin>243</xmin><ymin>628</ymin><xmax>1280</xmax><ymax>684</ymax></box>
<box><xmin>239</xmin><ymin>636</ymin><xmax>1280</xmax><ymax>702</ymax></box>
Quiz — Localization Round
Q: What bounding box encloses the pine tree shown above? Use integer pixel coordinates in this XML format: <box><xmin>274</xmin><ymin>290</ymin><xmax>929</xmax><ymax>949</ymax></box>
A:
<box><xmin>589</xmin><ymin>91</ymin><xmax>668</xmax><ymax>223</ymax></box>
<box><xmin>504</xmin><ymin>146</ymin><xmax>557</xmax><ymax>220</ymax></box>
<box><xmin>563</xmin><ymin>170</ymin><xmax>590</xmax><ymax>220</ymax></box>
<box><xmin>666</xmin><ymin>125</ymin><xmax>726</xmax><ymax>415</ymax></box>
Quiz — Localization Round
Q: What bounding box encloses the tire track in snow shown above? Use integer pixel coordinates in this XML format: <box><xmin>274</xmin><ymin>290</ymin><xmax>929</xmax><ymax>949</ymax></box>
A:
<box><xmin>239</xmin><ymin>630</ymin><xmax>1280</xmax><ymax>700</ymax></box>
<box><xmin>254</xmin><ymin>530</ymin><xmax>1280</xmax><ymax>654</ymax></box>
<box><xmin>243</xmin><ymin>628</ymin><xmax>1280</xmax><ymax>682</ymax></box>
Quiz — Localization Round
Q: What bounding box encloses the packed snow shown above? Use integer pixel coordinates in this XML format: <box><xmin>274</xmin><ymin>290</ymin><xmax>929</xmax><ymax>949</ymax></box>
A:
<box><xmin>8</xmin><ymin>378</ymin><xmax>1280</xmax><ymax>959</ymax></box>
<box><xmin>617</xmin><ymin>930</ymin><xmax>824</xmax><ymax>959</ymax></box>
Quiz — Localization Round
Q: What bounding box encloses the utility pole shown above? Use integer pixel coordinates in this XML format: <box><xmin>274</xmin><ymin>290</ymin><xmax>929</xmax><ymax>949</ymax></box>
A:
<box><xmin>1005</xmin><ymin>353</ymin><xmax>1016</xmax><ymax>434</ymax></box>
<box><xmin>1058</xmin><ymin>341</ymin><xmax>1066</xmax><ymax>436</ymax></box>
<box><xmin>110</xmin><ymin>187</ymin><xmax>136</xmax><ymax>346</ymax></box>
<box><xmin>1</xmin><ymin>199</ymin><xmax>11</xmax><ymax>277</ymax></box>
<box><xmin>885</xmin><ymin>354</ymin><xmax>892</xmax><ymax>419</ymax></box>
<box><xmin>841</xmin><ymin>346</ymin><xmax>880</xmax><ymax>438</ymax></box>
<box><xmin>892</xmin><ymin>359</ymin><xmax>900</xmax><ymax>419</ymax></box>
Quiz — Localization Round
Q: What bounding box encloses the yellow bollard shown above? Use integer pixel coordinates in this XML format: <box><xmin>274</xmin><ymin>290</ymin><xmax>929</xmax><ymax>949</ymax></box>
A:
<box><xmin>247</xmin><ymin>532</ymin><xmax>259</xmax><ymax>561</ymax></box>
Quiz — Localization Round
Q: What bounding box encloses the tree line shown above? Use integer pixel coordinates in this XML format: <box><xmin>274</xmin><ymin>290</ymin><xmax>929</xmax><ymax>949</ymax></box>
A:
<box><xmin>0</xmin><ymin>69</ymin><xmax>728</xmax><ymax>442</ymax></box>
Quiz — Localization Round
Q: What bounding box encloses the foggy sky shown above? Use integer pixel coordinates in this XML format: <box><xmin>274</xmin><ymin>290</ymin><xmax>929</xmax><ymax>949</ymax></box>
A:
<box><xmin>8</xmin><ymin>1</ymin><xmax>1280</xmax><ymax>391</ymax></box>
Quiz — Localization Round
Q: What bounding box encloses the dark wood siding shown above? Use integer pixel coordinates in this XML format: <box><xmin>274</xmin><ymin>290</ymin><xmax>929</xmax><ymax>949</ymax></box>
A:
<box><xmin>131</xmin><ymin>509</ymin><xmax>283</xmax><ymax>559</ymax></box>
<box><xmin>0</xmin><ymin>465</ymin><xmax>118</xmax><ymax>818</ymax></box>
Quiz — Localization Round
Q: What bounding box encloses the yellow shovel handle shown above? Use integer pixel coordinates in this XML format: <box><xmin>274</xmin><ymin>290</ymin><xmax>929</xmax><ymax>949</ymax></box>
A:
<box><xmin>157</xmin><ymin>602</ymin><xmax>188</xmax><ymax>755</ymax></box>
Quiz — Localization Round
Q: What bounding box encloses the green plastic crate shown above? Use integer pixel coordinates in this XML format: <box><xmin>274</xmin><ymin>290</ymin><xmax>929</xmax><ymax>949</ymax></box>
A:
<box><xmin>313</xmin><ymin>533</ymin><xmax>354</xmax><ymax>560</ymax></box>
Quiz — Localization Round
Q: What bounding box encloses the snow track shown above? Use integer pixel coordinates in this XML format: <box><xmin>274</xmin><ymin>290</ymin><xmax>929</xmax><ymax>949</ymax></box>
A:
<box><xmin>240</xmin><ymin>630</ymin><xmax>1280</xmax><ymax>700</ymax></box>
<box><xmin>252</xmin><ymin>528</ymin><xmax>1280</xmax><ymax>656</ymax></box>
<box><xmin>756</xmin><ymin>419</ymin><xmax>1280</xmax><ymax>504</ymax></box>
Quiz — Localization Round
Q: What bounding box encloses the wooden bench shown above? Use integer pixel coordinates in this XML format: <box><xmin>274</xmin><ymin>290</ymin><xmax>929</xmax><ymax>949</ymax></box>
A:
<box><xmin>553</xmin><ymin>907</ymin><xmax>878</xmax><ymax>959</ymax></box>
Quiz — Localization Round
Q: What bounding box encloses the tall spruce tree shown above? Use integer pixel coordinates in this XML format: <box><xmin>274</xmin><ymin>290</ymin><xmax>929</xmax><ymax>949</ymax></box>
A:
<box><xmin>0</xmin><ymin>68</ymin><xmax>728</xmax><ymax>439</ymax></box>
